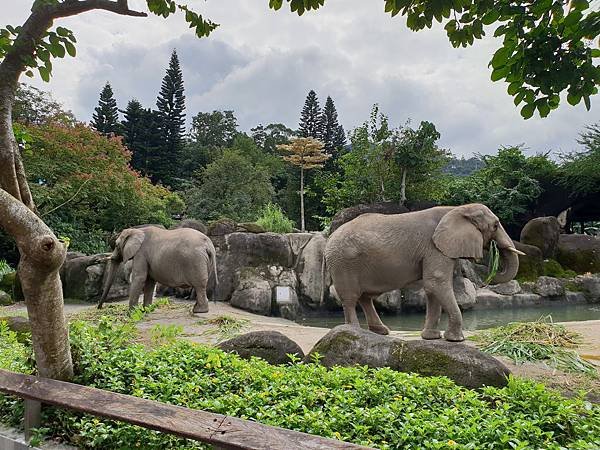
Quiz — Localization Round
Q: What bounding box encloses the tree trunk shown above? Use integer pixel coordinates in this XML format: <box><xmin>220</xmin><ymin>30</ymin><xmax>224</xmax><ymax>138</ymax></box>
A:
<box><xmin>300</xmin><ymin>166</ymin><xmax>305</xmax><ymax>232</ymax></box>
<box><xmin>400</xmin><ymin>168</ymin><xmax>407</xmax><ymax>205</ymax></box>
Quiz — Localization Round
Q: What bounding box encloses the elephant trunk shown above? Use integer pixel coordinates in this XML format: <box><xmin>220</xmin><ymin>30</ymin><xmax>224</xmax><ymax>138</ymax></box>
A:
<box><xmin>490</xmin><ymin>247</ymin><xmax>520</xmax><ymax>284</ymax></box>
<box><xmin>98</xmin><ymin>257</ymin><xmax>119</xmax><ymax>309</ymax></box>
<box><xmin>489</xmin><ymin>225</ymin><xmax>522</xmax><ymax>285</ymax></box>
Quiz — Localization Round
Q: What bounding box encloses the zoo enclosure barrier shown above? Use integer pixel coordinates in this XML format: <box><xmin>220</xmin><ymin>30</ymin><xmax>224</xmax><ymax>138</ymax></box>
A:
<box><xmin>0</xmin><ymin>369</ymin><xmax>373</xmax><ymax>450</ymax></box>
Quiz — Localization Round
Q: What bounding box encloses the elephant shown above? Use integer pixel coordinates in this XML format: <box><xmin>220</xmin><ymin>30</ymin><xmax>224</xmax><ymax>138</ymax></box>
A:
<box><xmin>324</xmin><ymin>203</ymin><xmax>524</xmax><ymax>342</ymax></box>
<box><xmin>98</xmin><ymin>226</ymin><xmax>218</xmax><ymax>313</ymax></box>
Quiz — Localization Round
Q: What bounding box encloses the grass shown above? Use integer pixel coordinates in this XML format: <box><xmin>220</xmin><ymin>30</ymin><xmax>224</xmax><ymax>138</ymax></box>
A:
<box><xmin>255</xmin><ymin>203</ymin><xmax>295</xmax><ymax>233</ymax></box>
<box><xmin>198</xmin><ymin>314</ymin><xmax>249</xmax><ymax>342</ymax></box>
<box><xmin>471</xmin><ymin>316</ymin><xmax>598</xmax><ymax>377</ymax></box>
<box><xmin>69</xmin><ymin>297</ymin><xmax>183</xmax><ymax>324</ymax></box>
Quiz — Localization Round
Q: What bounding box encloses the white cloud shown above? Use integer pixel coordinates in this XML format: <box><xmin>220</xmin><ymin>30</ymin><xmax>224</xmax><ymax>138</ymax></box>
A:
<box><xmin>4</xmin><ymin>1</ymin><xmax>596</xmax><ymax>156</ymax></box>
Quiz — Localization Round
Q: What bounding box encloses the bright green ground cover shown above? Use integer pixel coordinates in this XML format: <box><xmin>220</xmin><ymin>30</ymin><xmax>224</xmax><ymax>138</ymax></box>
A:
<box><xmin>1</xmin><ymin>317</ymin><xmax>599</xmax><ymax>450</ymax></box>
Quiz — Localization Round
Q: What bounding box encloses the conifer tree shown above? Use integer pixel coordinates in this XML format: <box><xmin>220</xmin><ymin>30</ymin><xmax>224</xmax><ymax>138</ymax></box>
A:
<box><xmin>320</xmin><ymin>96</ymin><xmax>346</xmax><ymax>166</ymax></box>
<box><xmin>155</xmin><ymin>49</ymin><xmax>186</xmax><ymax>186</ymax></box>
<box><xmin>298</xmin><ymin>90</ymin><xmax>323</xmax><ymax>139</ymax></box>
<box><xmin>91</xmin><ymin>82</ymin><xmax>120</xmax><ymax>135</ymax></box>
<box><xmin>277</xmin><ymin>137</ymin><xmax>329</xmax><ymax>231</ymax></box>
<box><xmin>121</xmin><ymin>99</ymin><xmax>148</xmax><ymax>173</ymax></box>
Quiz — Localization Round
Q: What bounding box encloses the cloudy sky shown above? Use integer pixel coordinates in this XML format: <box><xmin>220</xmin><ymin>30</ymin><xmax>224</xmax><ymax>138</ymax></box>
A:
<box><xmin>5</xmin><ymin>1</ymin><xmax>597</xmax><ymax>157</ymax></box>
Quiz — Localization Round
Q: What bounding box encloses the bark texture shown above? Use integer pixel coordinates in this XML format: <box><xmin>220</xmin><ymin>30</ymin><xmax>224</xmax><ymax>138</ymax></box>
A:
<box><xmin>0</xmin><ymin>0</ymin><xmax>147</xmax><ymax>381</ymax></box>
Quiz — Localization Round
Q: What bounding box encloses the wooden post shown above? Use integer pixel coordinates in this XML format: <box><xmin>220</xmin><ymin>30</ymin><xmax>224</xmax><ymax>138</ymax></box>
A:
<box><xmin>24</xmin><ymin>399</ymin><xmax>41</xmax><ymax>441</ymax></box>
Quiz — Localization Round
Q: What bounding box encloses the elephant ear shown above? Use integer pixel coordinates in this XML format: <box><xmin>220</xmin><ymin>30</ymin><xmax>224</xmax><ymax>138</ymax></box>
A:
<box><xmin>120</xmin><ymin>229</ymin><xmax>145</xmax><ymax>262</ymax></box>
<box><xmin>433</xmin><ymin>205</ymin><xmax>484</xmax><ymax>259</ymax></box>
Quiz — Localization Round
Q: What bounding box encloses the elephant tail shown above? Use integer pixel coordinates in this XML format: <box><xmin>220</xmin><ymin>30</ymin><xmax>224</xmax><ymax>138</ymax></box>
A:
<box><xmin>209</xmin><ymin>247</ymin><xmax>218</xmax><ymax>286</ymax></box>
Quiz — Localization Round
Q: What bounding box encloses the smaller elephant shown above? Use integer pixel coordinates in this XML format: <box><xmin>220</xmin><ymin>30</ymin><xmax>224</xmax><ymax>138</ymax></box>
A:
<box><xmin>98</xmin><ymin>226</ymin><xmax>218</xmax><ymax>313</ymax></box>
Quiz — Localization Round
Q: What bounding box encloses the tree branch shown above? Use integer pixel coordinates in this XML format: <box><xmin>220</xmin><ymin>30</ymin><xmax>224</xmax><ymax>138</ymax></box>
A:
<box><xmin>52</xmin><ymin>0</ymin><xmax>148</xmax><ymax>18</ymax></box>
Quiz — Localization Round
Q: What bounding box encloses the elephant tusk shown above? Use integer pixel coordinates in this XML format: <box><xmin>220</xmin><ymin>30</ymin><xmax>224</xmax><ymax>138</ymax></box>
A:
<box><xmin>507</xmin><ymin>247</ymin><xmax>526</xmax><ymax>256</ymax></box>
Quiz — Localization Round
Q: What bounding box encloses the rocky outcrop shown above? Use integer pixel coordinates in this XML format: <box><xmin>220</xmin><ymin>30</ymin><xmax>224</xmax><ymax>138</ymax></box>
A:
<box><xmin>172</xmin><ymin>218</ymin><xmax>208</xmax><ymax>235</ymax></box>
<box><xmin>533</xmin><ymin>276</ymin><xmax>564</xmax><ymax>297</ymax></box>
<box><xmin>557</xmin><ymin>234</ymin><xmax>600</xmax><ymax>274</ymax></box>
<box><xmin>296</xmin><ymin>233</ymin><xmax>328</xmax><ymax>308</ymax></box>
<box><xmin>218</xmin><ymin>331</ymin><xmax>305</xmax><ymax>364</ymax></box>
<box><xmin>329</xmin><ymin>202</ymin><xmax>409</xmax><ymax>235</ymax></box>
<box><xmin>207</xmin><ymin>218</ymin><xmax>237</xmax><ymax>236</ymax></box>
<box><xmin>520</xmin><ymin>216</ymin><xmax>560</xmax><ymax>258</ymax></box>
<box><xmin>60</xmin><ymin>252</ymin><xmax>129</xmax><ymax>302</ymax></box>
<box><xmin>307</xmin><ymin>325</ymin><xmax>510</xmax><ymax>389</ymax></box>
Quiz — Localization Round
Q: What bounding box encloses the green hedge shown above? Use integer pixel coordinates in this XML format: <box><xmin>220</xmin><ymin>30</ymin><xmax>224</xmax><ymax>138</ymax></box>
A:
<box><xmin>1</xmin><ymin>319</ymin><xmax>599</xmax><ymax>449</ymax></box>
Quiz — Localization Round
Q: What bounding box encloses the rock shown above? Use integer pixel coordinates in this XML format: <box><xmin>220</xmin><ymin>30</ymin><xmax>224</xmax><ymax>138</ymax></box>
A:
<box><xmin>520</xmin><ymin>281</ymin><xmax>536</xmax><ymax>293</ymax></box>
<box><xmin>236</xmin><ymin>222</ymin><xmax>266</xmax><ymax>233</ymax></box>
<box><xmin>0</xmin><ymin>316</ymin><xmax>31</xmax><ymax>334</ymax></box>
<box><xmin>0</xmin><ymin>289</ymin><xmax>12</xmax><ymax>306</ymax></box>
<box><xmin>307</xmin><ymin>325</ymin><xmax>510</xmax><ymax>389</ymax></box>
<box><xmin>329</xmin><ymin>202</ymin><xmax>409</xmax><ymax>235</ymax></box>
<box><xmin>213</xmin><ymin>232</ymin><xmax>293</xmax><ymax>302</ymax></box>
<box><xmin>520</xmin><ymin>217</ymin><xmax>560</xmax><ymax>258</ymax></box>
<box><xmin>402</xmin><ymin>286</ymin><xmax>427</xmax><ymax>311</ymax></box>
<box><xmin>534</xmin><ymin>276</ymin><xmax>564</xmax><ymax>298</ymax></box>
<box><xmin>570</xmin><ymin>274</ymin><xmax>600</xmax><ymax>303</ymax></box>
<box><xmin>474</xmin><ymin>289</ymin><xmax>511</xmax><ymax>309</ymax></box>
<box><xmin>564</xmin><ymin>292</ymin><xmax>587</xmax><ymax>304</ymax></box>
<box><xmin>0</xmin><ymin>270</ymin><xmax>16</xmax><ymax>292</ymax></box>
<box><xmin>488</xmin><ymin>280</ymin><xmax>521</xmax><ymax>296</ymax></box>
<box><xmin>218</xmin><ymin>331</ymin><xmax>304</xmax><ymax>365</ymax></box>
<box><xmin>288</xmin><ymin>233</ymin><xmax>313</xmax><ymax>260</ymax></box>
<box><xmin>511</xmin><ymin>293</ymin><xmax>543</xmax><ymax>307</ymax></box>
<box><xmin>296</xmin><ymin>233</ymin><xmax>327</xmax><ymax>308</ymax></box>
<box><xmin>457</xmin><ymin>259</ymin><xmax>484</xmax><ymax>287</ymax></box>
<box><xmin>230</xmin><ymin>276</ymin><xmax>272</xmax><ymax>316</ymax></box>
<box><xmin>454</xmin><ymin>277</ymin><xmax>477</xmax><ymax>310</ymax></box>
<box><xmin>207</xmin><ymin>218</ymin><xmax>237</xmax><ymax>236</ymax></box>
<box><xmin>514</xmin><ymin>241</ymin><xmax>544</xmax><ymax>281</ymax></box>
<box><xmin>172</xmin><ymin>219</ymin><xmax>208</xmax><ymax>235</ymax></box>
<box><xmin>557</xmin><ymin>234</ymin><xmax>600</xmax><ymax>274</ymax></box>
<box><xmin>374</xmin><ymin>290</ymin><xmax>402</xmax><ymax>313</ymax></box>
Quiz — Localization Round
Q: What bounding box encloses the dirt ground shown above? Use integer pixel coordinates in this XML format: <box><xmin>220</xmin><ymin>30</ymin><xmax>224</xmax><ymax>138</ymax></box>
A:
<box><xmin>3</xmin><ymin>299</ymin><xmax>600</xmax><ymax>401</ymax></box>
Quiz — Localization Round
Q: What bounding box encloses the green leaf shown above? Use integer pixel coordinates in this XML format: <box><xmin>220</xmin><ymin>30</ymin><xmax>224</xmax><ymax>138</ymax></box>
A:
<box><xmin>537</xmin><ymin>100</ymin><xmax>550</xmax><ymax>118</ymax></box>
<box><xmin>491</xmin><ymin>65</ymin><xmax>510</xmax><ymax>81</ymax></box>
<box><xmin>481</xmin><ymin>10</ymin><xmax>500</xmax><ymax>25</ymax></box>
<box><xmin>592</xmin><ymin>49</ymin><xmax>600</xmax><ymax>58</ymax></box>
<box><xmin>38</xmin><ymin>66</ymin><xmax>50</xmax><ymax>82</ymax></box>
<box><xmin>507</xmin><ymin>82</ymin><xmax>521</xmax><ymax>96</ymax></box>
<box><xmin>65</xmin><ymin>41</ymin><xmax>76</xmax><ymax>57</ymax></box>
<box><xmin>567</xmin><ymin>93</ymin><xmax>581</xmax><ymax>106</ymax></box>
<box><xmin>521</xmin><ymin>103</ymin><xmax>535</xmax><ymax>119</ymax></box>
<box><xmin>583</xmin><ymin>95</ymin><xmax>591</xmax><ymax>111</ymax></box>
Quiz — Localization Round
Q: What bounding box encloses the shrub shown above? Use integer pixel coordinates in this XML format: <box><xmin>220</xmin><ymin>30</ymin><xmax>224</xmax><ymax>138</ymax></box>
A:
<box><xmin>1</xmin><ymin>319</ymin><xmax>599</xmax><ymax>449</ymax></box>
<box><xmin>543</xmin><ymin>259</ymin><xmax>578</xmax><ymax>279</ymax></box>
<box><xmin>255</xmin><ymin>203</ymin><xmax>295</xmax><ymax>233</ymax></box>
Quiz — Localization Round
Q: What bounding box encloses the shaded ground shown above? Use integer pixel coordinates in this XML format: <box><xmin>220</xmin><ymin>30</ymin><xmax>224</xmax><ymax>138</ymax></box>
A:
<box><xmin>2</xmin><ymin>299</ymin><xmax>600</xmax><ymax>401</ymax></box>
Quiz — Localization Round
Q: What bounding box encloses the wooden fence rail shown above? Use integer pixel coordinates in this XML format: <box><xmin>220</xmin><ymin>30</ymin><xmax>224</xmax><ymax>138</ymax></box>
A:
<box><xmin>0</xmin><ymin>369</ymin><xmax>373</xmax><ymax>450</ymax></box>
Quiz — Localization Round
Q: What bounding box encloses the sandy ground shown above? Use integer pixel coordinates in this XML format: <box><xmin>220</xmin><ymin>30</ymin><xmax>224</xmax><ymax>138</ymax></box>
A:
<box><xmin>3</xmin><ymin>299</ymin><xmax>600</xmax><ymax>400</ymax></box>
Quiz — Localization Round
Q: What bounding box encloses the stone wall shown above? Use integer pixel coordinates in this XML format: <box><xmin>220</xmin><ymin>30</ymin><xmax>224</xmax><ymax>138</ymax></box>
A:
<box><xmin>58</xmin><ymin>229</ymin><xmax>600</xmax><ymax>320</ymax></box>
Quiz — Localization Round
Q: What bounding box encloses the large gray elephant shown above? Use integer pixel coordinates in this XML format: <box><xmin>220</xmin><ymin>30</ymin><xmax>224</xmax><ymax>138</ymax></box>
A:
<box><xmin>324</xmin><ymin>203</ymin><xmax>524</xmax><ymax>342</ymax></box>
<box><xmin>98</xmin><ymin>226</ymin><xmax>218</xmax><ymax>313</ymax></box>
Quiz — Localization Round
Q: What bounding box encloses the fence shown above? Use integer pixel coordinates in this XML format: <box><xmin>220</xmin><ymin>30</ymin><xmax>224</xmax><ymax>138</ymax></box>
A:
<box><xmin>0</xmin><ymin>369</ymin><xmax>373</xmax><ymax>450</ymax></box>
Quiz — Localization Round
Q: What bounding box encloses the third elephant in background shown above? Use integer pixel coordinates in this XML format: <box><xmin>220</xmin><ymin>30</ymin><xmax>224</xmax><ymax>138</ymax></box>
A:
<box><xmin>324</xmin><ymin>203</ymin><xmax>524</xmax><ymax>342</ymax></box>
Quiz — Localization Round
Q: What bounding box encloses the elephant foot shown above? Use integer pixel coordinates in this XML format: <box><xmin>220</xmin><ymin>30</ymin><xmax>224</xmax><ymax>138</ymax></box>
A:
<box><xmin>443</xmin><ymin>329</ymin><xmax>465</xmax><ymax>342</ymax></box>
<box><xmin>192</xmin><ymin>304</ymin><xmax>209</xmax><ymax>314</ymax></box>
<box><xmin>421</xmin><ymin>329</ymin><xmax>442</xmax><ymax>340</ymax></box>
<box><xmin>369</xmin><ymin>324</ymin><xmax>390</xmax><ymax>335</ymax></box>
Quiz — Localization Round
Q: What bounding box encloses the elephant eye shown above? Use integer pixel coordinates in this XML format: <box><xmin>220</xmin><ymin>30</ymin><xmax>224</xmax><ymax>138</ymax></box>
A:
<box><xmin>493</xmin><ymin>223</ymin><xmax>499</xmax><ymax>231</ymax></box>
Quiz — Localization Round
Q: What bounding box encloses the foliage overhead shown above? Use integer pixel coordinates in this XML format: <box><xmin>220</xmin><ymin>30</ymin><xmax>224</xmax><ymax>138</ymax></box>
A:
<box><xmin>12</xmin><ymin>83</ymin><xmax>75</xmax><ymax>126</ymax></box>
<box><xmin>1</xmin><ymin>1</ymin><xmax>596</xmax><ymax>119</ymax></box>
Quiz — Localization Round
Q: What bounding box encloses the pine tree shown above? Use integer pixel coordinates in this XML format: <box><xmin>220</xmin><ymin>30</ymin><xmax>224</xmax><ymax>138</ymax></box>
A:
<box><xmin>320</xmin><ymin>96</ymin><xmax>346</xmax><ymax>162</ymax></box>
<box><xmin>91</xmin><ymin>82</ymin><xmax>120</xmax><ymax>135</ymax></box>
<box><xmin>298</xmin><ymin>90</ymin><xmax>323</xmax><ymax>139</ymax></box>
<box><xmin>121</xmin><ymin>99</ymin><xmax>147</xmax><ymax>173</ymax></box>
<box><xmin>155</xmin><ymin>49</ymin><xmax>186</xmax><ymax>186</ymax></box>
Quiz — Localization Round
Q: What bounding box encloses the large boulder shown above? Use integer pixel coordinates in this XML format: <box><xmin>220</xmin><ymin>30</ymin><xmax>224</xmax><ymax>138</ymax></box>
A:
<box><xmin>488</xmin><ymin>280</ymin><xmax>521</xmax><ymax>296</ymax></box>
<box><xmin>329</xmin><ymin>202</ymin><xmax>409</xmax><ymax>235</ymax></box>
<box><xmin>218</xmin><ymin>331</ymin><xmax>304</xmax><ymax>365</ymax></box>
<box><xmin>453</xmin><ymin>276</ymin><xmax>477</xmax><ymax>310</ymax></box>
<box><xmin>568</xmin><ymin>274</ymin><xmax>600</xmax><ymax>303</ymax></box>
<box><xmin>296</xmin><ymin>233</ymin><xmax>328</xmax><ymax>308</ymax></box>
<box><xmin>61</xmin><ymin>253</ymin><xmax>129</xmax><ymax>302</ymax></box>
<box><xmin>0</xmin><ymin>316</ymin><xmax>31</xmax><ymax>335</ymax></box>
<box><xmin>557</xmin><ymin>234</ymin><xmax>600</xmax><ymax>274</ymax></box>
<box><xmin>374</xmin><ymin>290</ymin><xmax>403</xmax><ymax>313</ymax></box>
<box><xmin>513</xmin><ymin>241</ymin><xmax>544</xmax><ymax>281</ymax></box>
<box><xmin>172</xmin><ymin>218</ymin><xmax>208</xmax><ymax>235</ymax></box>
<box><xmin>230</xmin><ymin>275</ymin><xmax>272</xmax><ymax>316</ymax></box>
<box><xmin>307</xmin><ymin>325</ymin><xmax>510</xmax><ymax>389</ymax></box>
<box><xmin>207</xmin><ymin>218</ymin><xmax>237</xmax><ymax>236</ymax></box>
<box><xmin>0</xmin><ymin>289</ymin><xmax>12</xmax><ymax>306</ymax></box>
<box><xmin>402</xmin><ymin>286</ymin><xmax>427</xmax><ymax>311</ymax></box>
<box><xmin>236</xmin><ymin>222</ymin><xmax>266</xmax><ymax>234</ymax></box>
<box><xmin>534</xmin><ymin>276</ymin><xmax>564</xmax><ymax>298</ymax></box>
<box><xmin>213</xmin><ymin>232</ymin><xmax>293</xmax><ymax>302</ymax></box>
<box><xmin>520</xmin><ymin>216</ymin><xmax>560</xmax><ymax>258</ymax></box>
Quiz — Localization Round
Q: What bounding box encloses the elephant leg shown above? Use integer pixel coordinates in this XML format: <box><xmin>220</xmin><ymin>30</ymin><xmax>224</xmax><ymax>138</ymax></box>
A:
<box><xmin>341</xmin><ymin>295</ymin><xmax>361</xmax><ymax>328</ymax></box>
<box><xmin>143</xmin><ymin>279</ymin><xmax>156</xmax><ymax>308</ymax></box>
<box><xmin>423</xmin><ymin>258</ymin><xmax>464</xmax><ymax>342</ymax></box>
<box><xmin>192</xmin><ymin>283</ymin><xmax>209</xmax><ymax>314</ymax></box>
<box><xmin>128</xmin><ymin>259</ymin><xmax>148</xmax><ymax>310</ymax></box>
<box><xmin>358</xmin><ymin>294</ymin><xmax>389</xmax><ymax>335</ymax></box>
<box><xmin>421</xmin><ymin>294</ymin><xmax>442</xmax><ymax>340</ymax></box>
